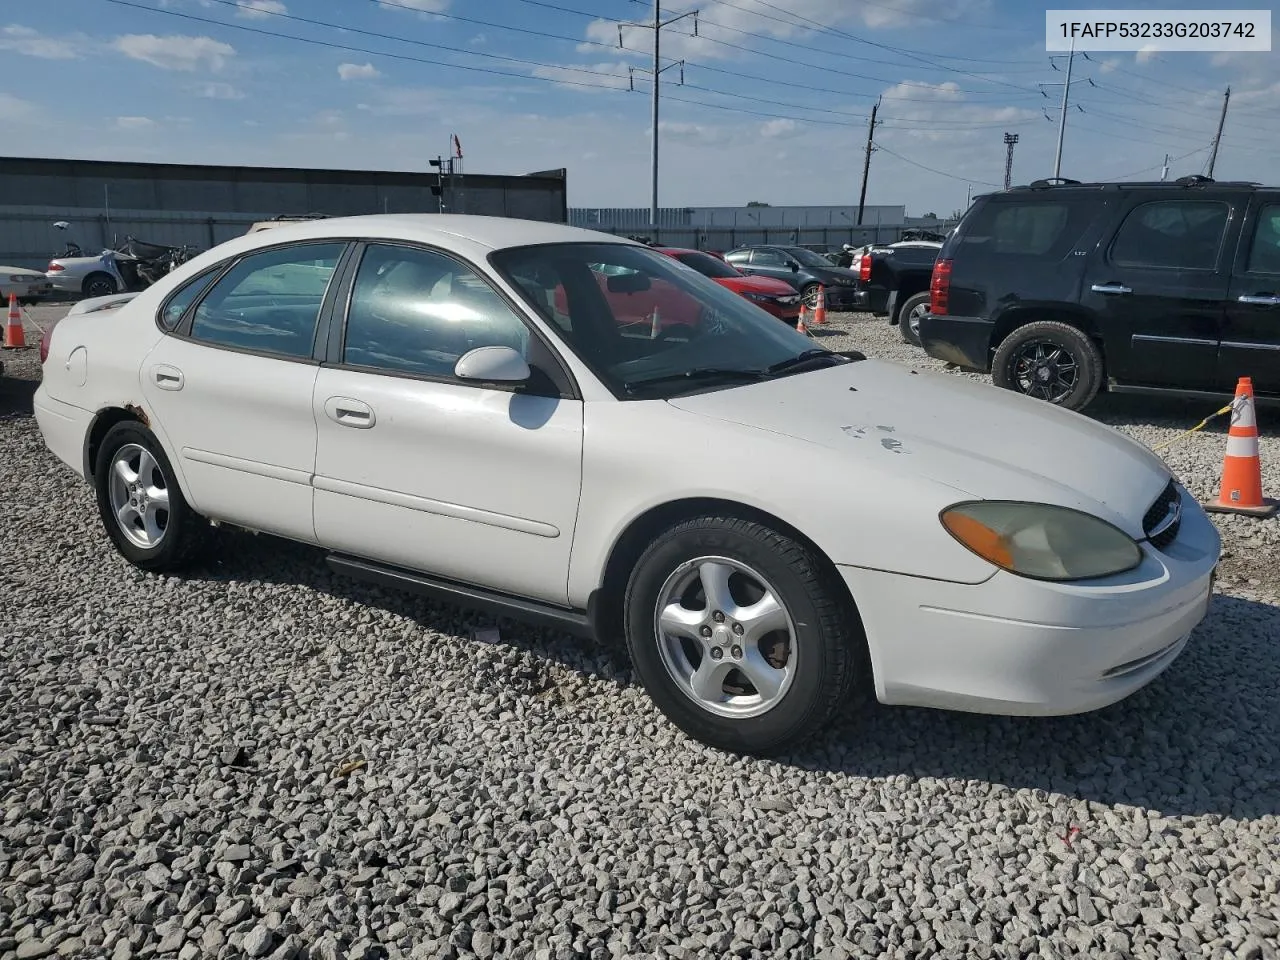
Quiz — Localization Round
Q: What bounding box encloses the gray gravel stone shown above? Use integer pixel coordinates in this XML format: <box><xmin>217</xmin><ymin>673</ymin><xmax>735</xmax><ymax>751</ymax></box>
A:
<box><xmin>1</xmin><ymin>306</ymin><xmax>1278</xmax><ymax>960</ymax></box>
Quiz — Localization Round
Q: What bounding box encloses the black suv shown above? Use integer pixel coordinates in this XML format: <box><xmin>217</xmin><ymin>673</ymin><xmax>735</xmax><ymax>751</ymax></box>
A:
<box><xmin>724</xmin><ymin>245</ymin><xmax>862</xmax><ymax>309</ymax></box>
<box><xmin>918</xmin><ymin>175</ymin><xmax>1280</xmax><ymax>410</ymax></box>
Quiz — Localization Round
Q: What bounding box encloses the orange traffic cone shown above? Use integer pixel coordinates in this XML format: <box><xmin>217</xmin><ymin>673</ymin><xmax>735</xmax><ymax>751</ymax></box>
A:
<box><xmin>3</xmin><ymin>292</ymin><xmax>25</xmax><ymax>349</ymax></box>
<box><xmin>795</xmin><ymin>303</ymin><xmax>809</xmax><ymax>334</ymax></box>
<box><xmin>812</xmin><ymin>285</ymin><xmax>828</xmax><ymax>325</ymax></box>
<box><xmin>1204</xmin><ymin>377</ymin><xmax>1278</xmax><ymax>517</ymax></box>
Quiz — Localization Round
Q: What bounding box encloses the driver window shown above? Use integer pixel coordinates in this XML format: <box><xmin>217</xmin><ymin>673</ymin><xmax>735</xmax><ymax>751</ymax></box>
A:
<box><xmin>751</xmin><ymin>249</ymin><xmax>786</xmax><ymax>267</ymax></box>
<box><xmin>342</xmin><ymin>243</ymin><xmax>531</xmax><ymax>379</ymax></box>
<box><xmin>189</xmin><ymin>242</ymin><xmax>345</xmax><ymax>357</ymax></box>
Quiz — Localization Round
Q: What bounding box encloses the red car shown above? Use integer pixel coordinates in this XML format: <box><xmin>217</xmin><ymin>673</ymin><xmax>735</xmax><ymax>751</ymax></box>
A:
<box><xmin>656</xmin><ymin>247</ymin><xmax>803</xmax><ymax>324</ymax></box>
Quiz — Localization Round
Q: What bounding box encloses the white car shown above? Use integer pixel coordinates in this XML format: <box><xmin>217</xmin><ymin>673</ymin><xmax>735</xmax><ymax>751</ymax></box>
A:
<box><xmin>1</xmin><ymin>265</ymin><xmax>53</xmax><ymax>302</ymax></box>
<box><xmin>32</xmin><ymin>215</ymin><xmax>1220</xmax><ymax>754</ymax></box>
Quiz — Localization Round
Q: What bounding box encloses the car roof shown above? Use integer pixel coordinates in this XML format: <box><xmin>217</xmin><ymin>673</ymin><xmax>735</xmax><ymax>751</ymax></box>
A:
<box><xmin>657</xmin><ymin>247</ymin><xmax>703</xmax><ymax>255</ymax></box>
<box><xmin>231</xmin><ymin>214</ymin><xmax>637</xmax><ymax>251</ymax></box>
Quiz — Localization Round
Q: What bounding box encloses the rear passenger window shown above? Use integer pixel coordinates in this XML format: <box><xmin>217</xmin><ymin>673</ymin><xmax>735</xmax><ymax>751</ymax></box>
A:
<box><xmin>1111</xmin><ymin>200</ymin><xmax>1229</xmax><ymax>270</ymax></box>
<box><xmin>189</xmin><ymin>242</ymin><xmax>345</xmax><ymax>358</ymax></box>
<box><xmin>159</xmin><ymin>269</ymin><xmax>218</xmax><ymax>331</ymax></box>
<box><xmin>955</xmin><ymin>199</ymin><xmax>1099</xmax><ymax>259</ymax></box>
<box><xmin>1245</xmin><ymin>204</ymin><xmax>1280</xmax><ymax>274</ymax></box>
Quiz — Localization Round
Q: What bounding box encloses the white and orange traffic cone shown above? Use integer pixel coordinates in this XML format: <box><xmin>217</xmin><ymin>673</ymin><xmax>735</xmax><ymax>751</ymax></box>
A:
<box><xmin>1204</xmin><ymin>377</ymin><xmax>1278</xmax><ymax>517</ymax></box>
<box><xmin>3</xmin><ymin>292</ymin><xmax>25</xmax><ymax>349</ymax></box>
<box><xmin>795</xmin><ymin>303</ymin><xmax>809</xmax><ymax>335</ymax></box>
<box><xmin>812</xmin><ymin>285</ymin><xmax>828</xmax><ymax>325</ymax></box>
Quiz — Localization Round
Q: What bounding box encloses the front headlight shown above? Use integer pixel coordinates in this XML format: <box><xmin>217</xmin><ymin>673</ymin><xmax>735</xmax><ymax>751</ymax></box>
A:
<box><xmin>940</xmin><ymin>501</ymin><xmax>1142</xmax><ymax>581</ymax></box>
<box><xmin>744</xmin><ymin>292</ymin><xmax>773</xmax><ymax>303</ymax></box>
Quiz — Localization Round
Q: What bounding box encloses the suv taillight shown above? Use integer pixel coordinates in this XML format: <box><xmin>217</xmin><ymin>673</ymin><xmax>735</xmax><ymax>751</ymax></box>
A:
<box><xmin>929</xmin><ymin>258</ymin><xmax>953</xmax><ymax>315</ymax></box>
<box><xmin>858</xmin><ymin>254</ymin><xmax>871</xmax><ymax>282</ymax></box>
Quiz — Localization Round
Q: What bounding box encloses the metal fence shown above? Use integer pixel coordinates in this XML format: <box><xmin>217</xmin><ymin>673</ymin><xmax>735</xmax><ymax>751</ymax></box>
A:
<box><xmin>581</xmin><ymin>222</ymin><xmax>958</xmax><ymax>251</ymax></box>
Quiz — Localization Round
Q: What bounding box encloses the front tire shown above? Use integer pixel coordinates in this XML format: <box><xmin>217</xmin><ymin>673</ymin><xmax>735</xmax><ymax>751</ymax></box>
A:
<box><xmin>991</xmin><ymin>320</ymin><xmax>1103</xmax><ymax>411</ymax></box>
<box><xmin>623</xmin><ymin>516</ymin><xmax>861</xmax><ymax>755</ymax></box>
<box><xmin>93</xmin><ymin>421</ymin><xmax>208</xmax><ymax>572</ymax></box>
<box><xmin>800</xmin><ymin>283</ymin><xmax>821</xmax><ymax>308</ymax></box>
<box><xmin>896</xmin><ymin>291</ymin><xmax>930</xmax><ymax>347</ymax></box>
<box><xmin>83</xmin><ymin>273</ymin><xmax>118</xmax><ymax>298</ymax></box>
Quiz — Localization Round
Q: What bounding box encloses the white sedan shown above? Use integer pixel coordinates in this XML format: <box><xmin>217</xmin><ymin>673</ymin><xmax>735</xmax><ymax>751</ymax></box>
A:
<box><xmin>32</xmin><ymin>215</ymin><xmax>1220</xmax><ymax>754</ymax></box>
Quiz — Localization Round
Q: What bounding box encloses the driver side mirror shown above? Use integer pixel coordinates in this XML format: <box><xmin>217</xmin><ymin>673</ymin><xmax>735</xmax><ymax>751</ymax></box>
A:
<box><xmin>454</xmin><ymin>345</ymin><xmax>531</xmax><ymax>383</ymax></box>
<box><xmin>787</xmin><ymin>261</ymin><xmax>799</xmax><ymax>272</ymax></box>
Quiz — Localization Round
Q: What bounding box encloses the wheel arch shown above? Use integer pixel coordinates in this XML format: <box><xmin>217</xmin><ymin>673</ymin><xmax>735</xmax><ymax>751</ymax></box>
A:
<box><xmin>82</xmin><ymin>404</ymin><xmax>193</xmax><ymax>505</ymax></box>
<box><xmin>991</xmin><ymin>303</ymin><xmax>1105</xmax><ymax>355</ymax></box>
<box><xmin>587</xmin><ymin>496</ymin><xmax>869</xmax><ymax>677</ymax></box>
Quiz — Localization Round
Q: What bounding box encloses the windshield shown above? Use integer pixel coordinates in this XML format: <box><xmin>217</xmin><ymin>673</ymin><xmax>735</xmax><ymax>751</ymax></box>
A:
<box><xmin>671</xmin><ymin>250</ymin><xmax>741</xmax><ymax>280</ymax></box>
<box><xmin>489</xmin><ymin>242</ymin><xmax>843</xmax><ymax>398</ymax></box>
<box><xmin>784</xmin><ymin>247</ymin><xmax>836</xmax><ymax>268</ymax></box>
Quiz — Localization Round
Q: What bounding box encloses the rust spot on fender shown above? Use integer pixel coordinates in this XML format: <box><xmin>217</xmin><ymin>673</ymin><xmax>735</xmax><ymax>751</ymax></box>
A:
<box><xmin>124</xmin><ymin>403</ymin><xmax>150</xmax><ymax>428</ymax></box>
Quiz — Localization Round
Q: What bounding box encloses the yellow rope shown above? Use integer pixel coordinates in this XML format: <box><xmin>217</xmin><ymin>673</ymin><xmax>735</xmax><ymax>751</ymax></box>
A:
<box><xmin>1150</xmin><ymin>403</ymin><xmax>1235</xmax><ymax>453</ymax></box>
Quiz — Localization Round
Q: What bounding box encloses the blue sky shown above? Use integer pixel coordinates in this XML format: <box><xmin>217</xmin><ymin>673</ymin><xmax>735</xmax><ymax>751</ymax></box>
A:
<box><xmin>0</xmin><ymin>0</ymin><xmax>1276</xmax><ymax>217</ymax></box>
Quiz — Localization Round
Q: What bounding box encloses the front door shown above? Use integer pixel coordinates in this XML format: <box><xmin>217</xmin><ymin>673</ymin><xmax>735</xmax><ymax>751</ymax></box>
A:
<box><xmin>739</xmin><ymin>248</ymin><xmax>800</xmax><ymax>290</ymax></box>
<box><xmin>1220</xmin><ymin>197</ymin><xmax>1280</xmax><ymax>395</ymax></box>
<box><xmin>140</xmin><ymin>240</ymin><xmax>350</xmax><ymax>543</ymax></box>
<box><xmin>1081</xmin><ymin>197</ymin><xmax>1235</xmax><ymax>390</ymax></box>
<box><xmin>311</xmin><ymin>241</ymin><xmax>584</xmax><ymax>606</ymax></box>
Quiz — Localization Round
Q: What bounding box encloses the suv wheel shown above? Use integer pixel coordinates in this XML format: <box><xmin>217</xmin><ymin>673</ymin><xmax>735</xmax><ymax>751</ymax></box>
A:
<box><xmin>991</xmin><ymin>320</ymin><xmax>1103</xmax><ymax>411</ymax></box>
<box><xmin>623</xmin><ymin>515</ymin><xmax>861</xmax><ymax>755</ymax></box>
<box><xmin>896</xmin><ymin>292</ymin><xmax>931</xmax><ymax>347</ymax></box>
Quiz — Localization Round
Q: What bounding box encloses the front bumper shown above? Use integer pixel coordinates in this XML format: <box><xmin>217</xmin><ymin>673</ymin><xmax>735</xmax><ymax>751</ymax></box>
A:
<box><xmin>917</xmin><ymin>313</ymin><xmax>994</xmax><ymax>372</ymax></box>
<box><xmin>841</xmin><ymin>485</ymin><xmax>1220</xmax><ymax>716</ymax></box>
<box><xmin>2</xmin><ymin>279</ymin><xmax>53</xmax><ymax>300</ymax></box>
<box><xmin>33</xmin><ymin>386</ymin><xmax>94</xmax><ymax>481</ymax></box>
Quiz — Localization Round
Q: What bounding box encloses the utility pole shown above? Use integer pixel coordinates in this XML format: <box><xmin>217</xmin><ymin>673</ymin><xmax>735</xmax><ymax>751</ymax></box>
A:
<box><xmin>1207</xmin><ymin>86</ymin><xmax>1231</xmax><ymax>178</ymax></box>
<box><xmin>619</xmin><ymin>2</ymin><xmax>698</xmax><ymax>231</ymax></box>
<box><xmin>856</xmin><ymin>96</ymin><xmax>880</xmax><ymax>225</ymax></box>
<box><xmin>1039</xmin><ymin>36</ymin><xmax>1094</xmax><ymax>179</ymax></box>
<box><xmin>1003</xmin><ymin>132</ymin><xmax>1019</xmax><ymax>189</ymax></box>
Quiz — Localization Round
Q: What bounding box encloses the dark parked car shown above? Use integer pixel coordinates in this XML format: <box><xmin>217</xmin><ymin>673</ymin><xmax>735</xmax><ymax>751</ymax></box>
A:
<box><xmin>723</xmin><ymin>245</ymin><xmax>862</xmax><ymax>309</ymax></box>
<box><xmin>918</xmin><ymin>175</ymin><xmax>1280</xmax><ymax>411</ymax></box>
<box><xmin>850</xmin><ymin>241</ymin><xmax>941</xmax><ymax>345</ymax></box>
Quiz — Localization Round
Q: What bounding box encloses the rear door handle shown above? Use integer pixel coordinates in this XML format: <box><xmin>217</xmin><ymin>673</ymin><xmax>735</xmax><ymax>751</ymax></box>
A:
<box><xmin>1091</xmin><ymin>283</ymin><xmax>1133</xmax><ymax>295</ymax></box>
<box><xmin>1237</xmin><ymin>294</ymin><xmax>1280</xmax><ymax>305</ymax></box>
<box><xmin>324</xmin><ymin>396</ymin><xmax>375</xmax><ymax>429</ymax></box>
<box><xmin>152</xmin><ymin>364</ymin><xmax>184</xmax><ymax>390</ymax></box>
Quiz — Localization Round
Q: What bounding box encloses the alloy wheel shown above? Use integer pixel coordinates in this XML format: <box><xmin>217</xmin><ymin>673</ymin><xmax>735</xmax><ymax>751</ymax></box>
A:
<box><xmin>108</xmin><ymin>443</ymin><xmax>171</xmax><ymax>549</ymax></box>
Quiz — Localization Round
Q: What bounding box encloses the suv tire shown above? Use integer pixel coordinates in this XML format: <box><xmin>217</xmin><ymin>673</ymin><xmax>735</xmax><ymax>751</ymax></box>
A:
<box><xmin>896</xmin><ymin>291</ymin><xmax>931</xmax><ymax>347</ymax></box>
<box><xmin>623</xmin><ymin>515</ymin><xmax>862</xmax><ymax>755</ymax></box>
<box><xmin>992</xmin><ymin>320</ymin><xmax>1103</xmax><ymax>411</ymax></box>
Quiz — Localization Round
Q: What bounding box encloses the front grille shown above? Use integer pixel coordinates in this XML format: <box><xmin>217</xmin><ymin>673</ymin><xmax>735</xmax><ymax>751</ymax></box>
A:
<box><xmin>1142</xmin><ymin>479</ymin><xmax>1182</xmax><ymax>550</ymax></box>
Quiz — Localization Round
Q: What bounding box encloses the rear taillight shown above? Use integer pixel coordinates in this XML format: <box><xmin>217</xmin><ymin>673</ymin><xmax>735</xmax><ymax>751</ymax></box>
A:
<box><xmin>39</xmin><ymin>326</ymin><xmax>51</xmax><ymax>364</ymax></box>
<box><xmin>47</xmin><ymin>261</ymin><xmax>64</xmax><ymax>271</ymax></box>
<box><xmin>858</xmin><ymin>254</ymin><xmax>871</xmax><ymax>282</ymax></box>
<box><xmin>929</xmin><ymin>258</ymin><xmax>953</xmax><ymax>315</ymax></box>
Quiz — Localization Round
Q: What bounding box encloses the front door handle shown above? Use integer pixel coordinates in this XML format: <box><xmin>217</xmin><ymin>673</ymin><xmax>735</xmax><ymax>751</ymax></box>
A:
<box><xmin>324</xmin><ymin>396</ymin><xmax>375</xmax><ymax>429</ymax></box>
<box><xmin>1238</xmin><ymin>294</ymin><xmax>1280</xmax><ymax>305</ymax></box>
<box><xmin>151</xmin><ymin>364</ymin><xmax>184</xmax><ymax>390</ymax></box>
<box><xmin>1091</xmin><ymin>283</ymin><xmax>1133</xmax><ymax>295</ymax></box>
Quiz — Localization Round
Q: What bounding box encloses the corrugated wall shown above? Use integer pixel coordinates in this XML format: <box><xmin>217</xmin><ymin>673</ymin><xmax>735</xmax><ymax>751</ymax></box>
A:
<box><xmin>0</xmin><ymin>156</ymin><xmax>568</xmax><ymax>269</ymax></box>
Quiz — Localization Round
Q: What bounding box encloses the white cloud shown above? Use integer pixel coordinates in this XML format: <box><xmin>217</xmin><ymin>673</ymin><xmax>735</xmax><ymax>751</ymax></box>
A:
<box><xmin>657</xmin><ymin>120</ymin><xmax>737</xmax><ymax>147</ymax></box>
<box><xmin>529</xmin><ymin>61</ymin><xmax>631</xmax><ymax>92</ymax></box>
<box><xmin>877</xmin><ymin>80</ymin><xmax>1038</xmax><ymax>144</ymax></box>
<box><xmin>338</xmin><ymin>62</ymin><xmax>381</xmax><ymax>81</ymax></box>
<box><xmin>378</xmin><ymin>0</ymin><xmax>449</xmax><ymax>12</ymax></box>
<box><xmin>0</xmin><ymin>92</ymin><xmax>35</xmax><ymax>121</ymax></box>
<box><xmin>113</xmin><ymin>34</ymin><xmax>236</xmax><ymax>71</ymax></box>
<box><xmin>1135</xmin><ymin>45</ymin><xmax>1160</xmax><ymax>64</ymax></box>
<box><xmin>0</xmin><ymin>24</ymin><xmax>80</xmax><ymax>59</ymax></box>
<box><xmin>760</xmin><ymin>118</ymin><xmax>798</xmax><ymax>139</ymax></box>
<box><xmin>236</xmin><ymin>0</ymin><xmax>286</xmax><ymax>16</ymax></box>
<box><xmin>197</xmin><ymin>81</ymin><xmax>244</xmax><ymax>99</ymax></box>
<box><xmin>115</xmin><ymin>116</ymin><xmax>156</xmax><ymax>129</ymax></box>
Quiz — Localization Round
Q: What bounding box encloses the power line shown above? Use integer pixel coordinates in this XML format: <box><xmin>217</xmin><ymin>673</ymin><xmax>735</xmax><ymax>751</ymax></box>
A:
<box><xmin>1099</xmin><ymin>145</ymin><xmax>1211</xmax><ymax>182</ymax></box>
<box><xmin>873</xmin><ymin>144</ymin><xmax>1002</xmax><ymax>187</ymax></box>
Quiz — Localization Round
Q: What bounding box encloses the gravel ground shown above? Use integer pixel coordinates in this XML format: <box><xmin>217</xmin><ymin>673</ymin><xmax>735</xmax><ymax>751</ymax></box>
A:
<box><xmin>2</xmin><ymin>305</ymin><xmax>1279</xmax><ymax>960</ymax></box>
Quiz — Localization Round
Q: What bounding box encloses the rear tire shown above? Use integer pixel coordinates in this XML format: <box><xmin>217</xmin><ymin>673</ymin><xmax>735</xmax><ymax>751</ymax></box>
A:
<box><xmin>623</xmin><ymin>515</ymin><xmax>861</xmax><ymax>755</ymax></box>
<box><xmin>896</xmin><ymin>291</ymin><xmax>930</xmax><ymax>347</ymax></box>
<box><xmin>991</xmin><ymin>320</ymin><xmax>1103</xmax><ymax>411</ymax></box>
<box><xmin>83</xmin><ymin>273</ymin><xmax>117</xmax><ymax>298</ymax></box>
<box><xmin>93</xmin><ymin>421</ymin><xmax>209</xmax><ymax>572</ymax></box>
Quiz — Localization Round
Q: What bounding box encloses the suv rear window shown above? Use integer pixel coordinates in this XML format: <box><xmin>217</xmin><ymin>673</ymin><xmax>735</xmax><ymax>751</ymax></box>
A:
<box><xmin>954</xmin><ymin>198</ymin><xmax>1101</xmax><ymax>259</ymax></box>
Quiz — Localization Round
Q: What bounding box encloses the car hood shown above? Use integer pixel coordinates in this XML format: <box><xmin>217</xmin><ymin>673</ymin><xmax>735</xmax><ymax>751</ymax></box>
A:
<box><xmin>1</xmin><ymin>266</ymin><xmax>46</xmax><ymax>279</ymax></box>
<box><xmin>718</xmin><ymin>275</ymin><xmax>797</xmax><ymax>296</ymax></box>
<box><xmin>667</xmin><ymin>359</ymin><xmax>1173</xmax><ymax>536</ymax></box>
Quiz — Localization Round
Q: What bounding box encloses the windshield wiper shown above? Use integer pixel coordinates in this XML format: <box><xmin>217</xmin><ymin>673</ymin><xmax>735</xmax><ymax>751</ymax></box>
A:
<box><xmin>763</xmin><ymin>349</ymin><xmax>848</xmax><ymax>375</ymax></box>
<box><xmin>623</xmin><ymin>367</ymin><xmax>767</xmax><ymax>393</ymax></box>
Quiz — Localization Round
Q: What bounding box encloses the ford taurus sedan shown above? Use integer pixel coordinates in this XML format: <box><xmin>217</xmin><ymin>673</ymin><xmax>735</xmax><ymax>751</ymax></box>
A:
<box><xmin>33</xmin><ymin>215</ymin><xmax>1220</xmax><ymax>755</ymax></box>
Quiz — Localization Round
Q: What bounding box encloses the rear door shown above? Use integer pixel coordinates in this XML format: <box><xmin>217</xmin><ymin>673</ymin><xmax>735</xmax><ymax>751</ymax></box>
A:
<box><xmin>1220</xmin><ymin>194</ymin><xmax>1280</xmax><ymax>394</ymax></box>
<box><xmin>1082</xmin><ymin>194</ymin><xmax>1239</xmax><ymax>389</ymax></box>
